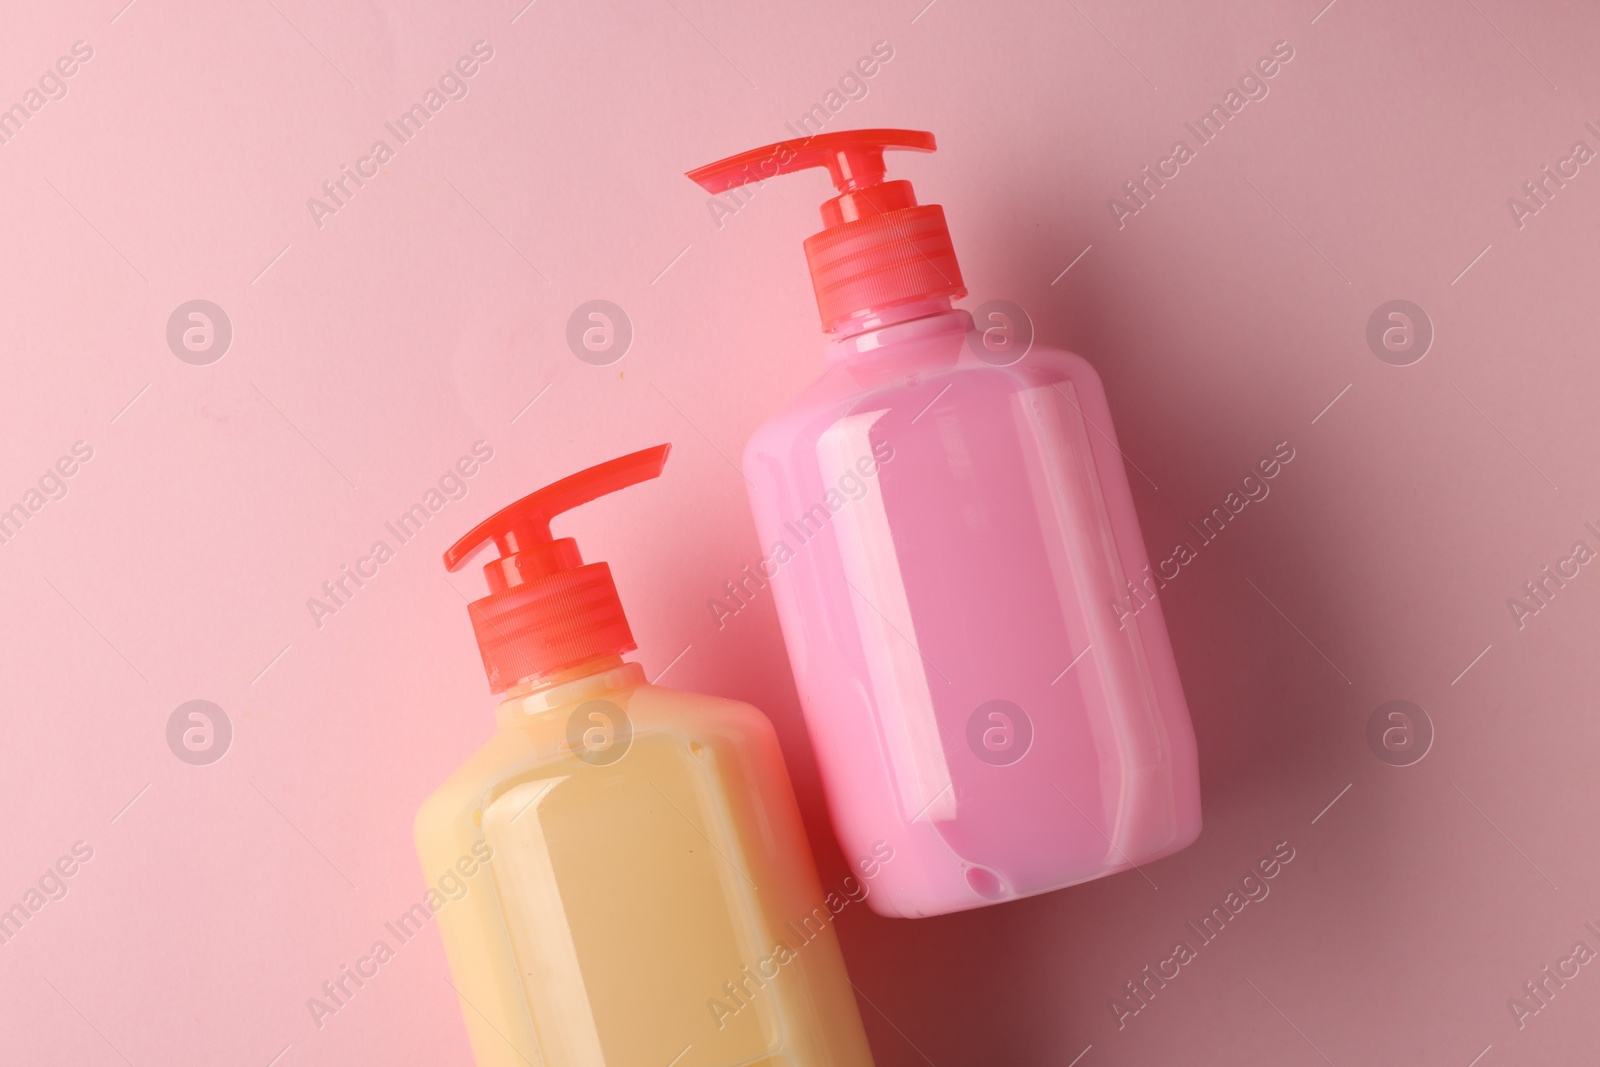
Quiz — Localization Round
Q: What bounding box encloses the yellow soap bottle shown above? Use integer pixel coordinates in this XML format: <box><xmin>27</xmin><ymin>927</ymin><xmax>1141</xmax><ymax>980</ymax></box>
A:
<box><xmin>414</xmin><ymin>444</ymin><xmax>876</xmax><ymax>1067</ymax></box>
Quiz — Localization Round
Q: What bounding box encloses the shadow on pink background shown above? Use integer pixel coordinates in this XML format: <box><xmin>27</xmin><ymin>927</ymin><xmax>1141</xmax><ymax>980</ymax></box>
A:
<box><xmin>2</xmin><ymin>0</ymin><xmax>1598</xmax><ymax>1063</ymax></box>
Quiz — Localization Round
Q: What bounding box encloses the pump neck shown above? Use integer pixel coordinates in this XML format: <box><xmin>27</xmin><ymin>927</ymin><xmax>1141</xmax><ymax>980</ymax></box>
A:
<box><xmin>497</xmin><ymin>653</ymin><xmax>642</xmax><ymax>722</ymax></box>
<box><xmin>825</xmin><ymin>299</ymin><xmax>970</xmax><ymax>364</ymax></box>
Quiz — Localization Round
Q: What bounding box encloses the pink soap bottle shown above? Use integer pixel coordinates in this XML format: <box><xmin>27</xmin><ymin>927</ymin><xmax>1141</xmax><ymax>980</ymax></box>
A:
<box><xmin>688</xmin><ymin>129</ymin><xmax>1201</xmax><ymax>918</ymax></box>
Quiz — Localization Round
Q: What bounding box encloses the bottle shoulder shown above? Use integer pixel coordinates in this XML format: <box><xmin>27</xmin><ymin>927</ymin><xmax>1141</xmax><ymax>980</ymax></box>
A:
<box><xmin>626</xmin><ymin>682</ymin><xmax>778</xmax><ymax>742</ymax></box>
<box><xmin>414</xmin><ymin>684</ymin><xmax>779</xmax><ymax>840</ymax></box>
<box><xmin>414</xmin><ymin>725</ymin><xmax>533</xmax><ymax>831</ymax></box>
<box><xmin>745</xmin><ymin>340</ymin><xmax>1102</xmax><ymax>463</ymax></box>
<box><xmin>423</xmin><ymin>684</ymin><xmax>772</xmax><ymax>787</ymax></box>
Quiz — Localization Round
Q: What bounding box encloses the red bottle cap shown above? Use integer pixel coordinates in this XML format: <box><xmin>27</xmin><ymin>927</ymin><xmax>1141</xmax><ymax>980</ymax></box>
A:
<box><xmin>688</xmin><ymin>129</ymin><xmax>965</xmax><ymax>333</ymax></box>
<box><xmin>443</xmin><ymin>444</ymin><xmax>670</xmax><ymax>692</ymax></box>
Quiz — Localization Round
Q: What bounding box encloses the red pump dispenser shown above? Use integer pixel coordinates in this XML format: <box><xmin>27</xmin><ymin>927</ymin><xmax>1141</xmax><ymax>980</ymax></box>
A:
<box><xmin>687</xmin><ymin>129</ymin><xmax>965</xmax><ymax>332</ymax></box>
<box><xmin>443</xmin><ymin>444</ymin><xmax>669</xmax><ymax>691</ymax></box>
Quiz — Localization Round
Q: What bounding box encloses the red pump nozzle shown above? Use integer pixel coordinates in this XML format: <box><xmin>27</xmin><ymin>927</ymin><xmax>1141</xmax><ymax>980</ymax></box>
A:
<box><xmin>688</xmin><ymin>129</ymin><xmax>965</xmax><ymax>333</ymax></box>
<box><xmin>444</xmin><ymin>444</ymin><xmax>670</xmax><ymax>692</ymax></box>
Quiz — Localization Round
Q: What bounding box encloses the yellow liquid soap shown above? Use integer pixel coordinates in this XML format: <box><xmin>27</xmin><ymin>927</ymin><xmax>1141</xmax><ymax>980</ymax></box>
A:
<box><xmin>416</xmin><ymin>445</ymin><xmax>874</xmax><ymax>1067</ymax></box>
<box><xmin>415</xmin><ymin>657</ymin><xmax>876</xmax><ymax>1067</ymax></box>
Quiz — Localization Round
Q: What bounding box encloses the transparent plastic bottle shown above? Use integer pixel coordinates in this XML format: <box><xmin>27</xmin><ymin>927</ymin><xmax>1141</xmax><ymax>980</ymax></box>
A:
<box><xmin>415</xmin><ymin>445</ymin><xmax>876</xmax><ymax>1065</ymax></box>
<box><xmin>689</xmin><ymin>131</ymin><xmax>1202</xmax><ymax>918</ymax></box>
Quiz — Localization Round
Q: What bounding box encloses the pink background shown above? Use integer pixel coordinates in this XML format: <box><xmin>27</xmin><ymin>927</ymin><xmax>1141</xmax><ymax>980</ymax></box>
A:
<box><xmin>3</xmin><ymin>0</ymin><xmax>1599</xmax><ymax>1063</ymax></box>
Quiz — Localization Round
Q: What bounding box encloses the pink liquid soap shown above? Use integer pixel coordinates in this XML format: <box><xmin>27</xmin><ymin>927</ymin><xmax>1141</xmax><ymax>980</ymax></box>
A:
<box><xmin>689</xmin><ymin>129</ymin><xmax>1202</xmax><ymax>917</ymax></box>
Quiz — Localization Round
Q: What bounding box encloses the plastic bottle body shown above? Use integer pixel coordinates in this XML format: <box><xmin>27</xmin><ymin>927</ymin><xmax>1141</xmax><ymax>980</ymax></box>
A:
<box><xmin>743</xmin><ymin>307</ymin><xmax>1201</xmax><ymax>918</ymax></box>
<box><xmin>415</xmin><ymin>660</ymin><xmax>876</xmax><ymax>1066</ymax></box>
